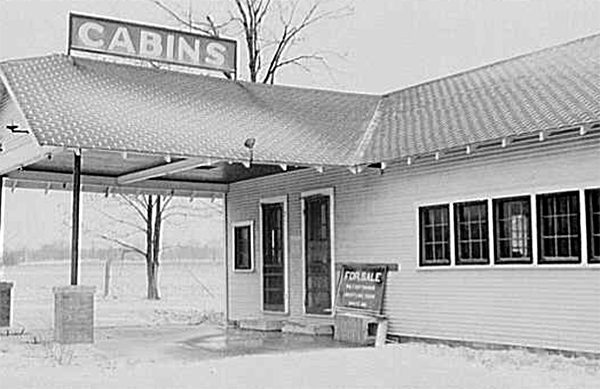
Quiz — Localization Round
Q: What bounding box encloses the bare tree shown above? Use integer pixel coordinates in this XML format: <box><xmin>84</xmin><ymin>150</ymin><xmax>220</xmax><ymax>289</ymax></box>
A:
<box><xmin>149</xmin><ymin>0</ymin><xmax>352</xmax><ymax>83</ymax></box>
<box><xmin>80</xmin><ymin>193</ymin><xmax>222</xmax><ymax>300</ymax></box>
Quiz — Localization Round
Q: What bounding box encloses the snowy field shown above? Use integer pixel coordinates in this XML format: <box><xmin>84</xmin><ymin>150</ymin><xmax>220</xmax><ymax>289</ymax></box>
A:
<box><xmin>2</xmin><ymin>260</ymin><xmax>225</xmax><ymax>329</ymax></box>
<box><xmin>1</xmin><ymin>260</ymin><xmax>599</xmax><ymax>388</ymax></box>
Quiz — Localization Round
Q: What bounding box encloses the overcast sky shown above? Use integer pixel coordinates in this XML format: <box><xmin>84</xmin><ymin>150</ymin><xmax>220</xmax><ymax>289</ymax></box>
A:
<box><xmin>1</xmin><ymin>0</ymin><xmax>599</xmax><ymax>251</ymax></box>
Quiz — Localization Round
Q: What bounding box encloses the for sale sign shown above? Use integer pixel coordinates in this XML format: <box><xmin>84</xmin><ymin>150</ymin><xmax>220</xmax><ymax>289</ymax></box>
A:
<box><xmin>336</xmin><ymin>264</ymin><xmax>388</xmax><ymax>314</ymax></box>
<box><xmin>69</xmin><ymin>13</ymin><xmax>237</xmax><ymax>74</ymax></box>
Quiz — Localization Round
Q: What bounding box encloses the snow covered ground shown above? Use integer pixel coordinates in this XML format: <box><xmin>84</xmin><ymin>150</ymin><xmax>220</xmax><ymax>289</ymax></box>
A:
<box><xmin>1</xmin><ymin>261</ymin><xmax>599</xmax><ymax>388</ymax></box>
<box><xmin>1</xmin><ymin>325</ymin><xmax>599</xmax><ymax>389</ymax></box>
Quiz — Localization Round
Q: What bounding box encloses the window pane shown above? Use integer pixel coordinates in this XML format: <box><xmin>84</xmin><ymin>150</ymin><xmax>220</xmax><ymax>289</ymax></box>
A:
<box><xmin>570</xmin><ymin>237</ymin><xmax>580</xmax><ymax>257</ymax></box>
<box><xmin>537</xmin><ymin>192</ymin><xmax>580</xmax><ymax>264</ymax></box>
<box><xmin>425</xmin><ymin>244</ymin><xmax>434</xmax><ymax>260</ymax></box>
<box><xmin>471</xmin><ymin>242</ymin><xmax>481</xmax><ymax>259</ymax></box>
<box><xmin>499</xmin><ymin>240</ymin><xmax>510</xmax><ymax>258</ymax></box>
<box><xmin>460</xmin><ymin>242</ymin><xmax>470</xmax><ymax>259</ymax></box>
<box><xmin>459</xmin><ymin>223</ymin><xmax>468</xmax><ymax>240</ymax></box>
<box><xmin>424</xmin><ymin>226</ymin><xmax>433</xmax><ymax>242</ymax></box>
<box><xmin>542</xmin><ymin>216</ymin><xmax>553</xmax><ymax>236</ymax></box>
<box><xmin>434</xmin><ymin>244</ymin><xmax>444</xmax><ymax>260</ymax></box>
<box><xmin>439</xmin><ymin>209</ymin><xmax>448</xmax><ymax>224</ymax></box>
<box><xmin>543</xmin><ymin>238</ymin><xmax>555</xmax><ymax>257</ymax></box>
<box><xmin>471</xmin><ymin>222</ymin><xmax>481</xmax><ymax>239</ymax></box>
<box><xmin>557</xmin><ymin>237</ymin><xmax>569</xmax><ymax>257</ymax></box>
<box><xmin>434</xmin><ymin>226</ymin><xmax>444</xmax><ymax>241</ymax></box>
<box><xmin>594</xmin><ymin>236</ymin><xmax>600</xmax><ymax>263</ymax></box>
<box><xmin>557</xmin><ymin>216</ymin><xmax>569</xmax><ymax>235</ymax></box>
<box><xmin>423</xmin><ymin>210</ymin><xmax>432</xmax><ymax>225</ymax></box>
<box><xmin>419</xmin><ymin>205</ymin><xmax>450</xmax><ymax>266</ymax></box>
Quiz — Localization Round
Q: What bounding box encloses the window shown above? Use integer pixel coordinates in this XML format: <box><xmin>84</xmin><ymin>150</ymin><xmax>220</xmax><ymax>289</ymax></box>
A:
<box><xmin>454</xmin><ymin>200</ymin><xmax>489</xmax><ymax>265</ymax></box>
<box><xmin>419</xmin><ymin>205</ymin><xmax>450</xmax><ymax>266</ymax></box>
<box><xmin>493</xmin><ymin>196</ymin><xmax>532</xmax><ymax>264</ymax></box>
<box><xmin>586</xmin><ymin>188</ymin><xmax>600</xmax><ymax>264</ymax></box>
<box><xmin>233</xmin><ymin>222</ymin><xmax>253</xmax><ymax>271</ymax></box>
<box><xmin>537</xmin><ymin>191</ymin><xmax>580</xmax><ymax>264</ymax></box>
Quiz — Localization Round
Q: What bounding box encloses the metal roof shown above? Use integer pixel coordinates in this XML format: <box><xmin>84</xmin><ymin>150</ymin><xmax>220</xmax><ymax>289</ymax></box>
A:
<box><xmin>362</xmin><ymin>33</ymin><xmax>600</xmax><ymax>163</ymax></box>
<box><xmin>1</xmin><ymin>33</ymin><xmax>599</xmax><ymax>171</ymax></box>
<box><xmin>0</xmin><ymin>55</ymin><xmax>379</xmax><ymax>167</ymax></box>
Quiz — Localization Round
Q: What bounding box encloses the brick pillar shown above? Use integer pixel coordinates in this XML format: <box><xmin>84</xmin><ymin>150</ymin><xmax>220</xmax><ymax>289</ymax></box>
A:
<box><xmin>0</xmin><ymin>282</ymin><xmax>14</xmax><ymax>327</ymax></box>
<box><xmin>53</xmin><ymin>285</ymin><xmax>95</xmax><ymax>344</ymax></box>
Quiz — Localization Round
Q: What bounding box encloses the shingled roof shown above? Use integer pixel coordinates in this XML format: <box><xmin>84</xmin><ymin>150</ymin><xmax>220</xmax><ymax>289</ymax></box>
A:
<box><xmin>1</xmin><ymin>33</ymin><xmax>599</xmax><ymax>168</ymax></box>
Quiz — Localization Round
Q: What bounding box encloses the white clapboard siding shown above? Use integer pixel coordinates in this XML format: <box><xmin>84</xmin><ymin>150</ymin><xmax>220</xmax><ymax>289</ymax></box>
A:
<box><xmin>227</xmin><ymin>139</ymin><xmax>600</xmax><ymax>352</ymax></box>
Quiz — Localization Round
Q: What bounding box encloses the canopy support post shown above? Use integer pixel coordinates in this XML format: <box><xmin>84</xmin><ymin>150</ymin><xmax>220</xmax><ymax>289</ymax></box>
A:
<box><xmin>0</xmin><ymin>176</ymin><xmax>4</xmax><ymax>262</ymax></box>
<box><xmin>70</xmin><ymin>152</ymin><xmax>81</xmax><ymax>286</ymax></box>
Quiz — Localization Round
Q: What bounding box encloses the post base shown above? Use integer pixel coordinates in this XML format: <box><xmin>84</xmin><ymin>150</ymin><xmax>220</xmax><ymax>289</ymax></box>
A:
<box><xmin>53</xmin><ymin>286</ymin><xmax>95</xmax><ymax>344</ymax></box>
<box><xmin>0</xmin><ymin>282</ymin><xmax>14</xmax><ymax>328</ymax></box>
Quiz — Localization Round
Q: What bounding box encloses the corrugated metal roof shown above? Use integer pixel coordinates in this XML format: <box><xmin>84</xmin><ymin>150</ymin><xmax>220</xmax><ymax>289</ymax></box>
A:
<box><xmin>0</xmin><ymin>55</ymin><xmax>380</xmax><ymax>166</ymax></box>
<box><xmin>361</xmin><ymin>34</ymin><xmax>600</xmax><ymax>163</ymax></box>
<box><xmin>1</xmin><ymin>33</ymin><xmax>599</xmax><ymax>167</ymax></box>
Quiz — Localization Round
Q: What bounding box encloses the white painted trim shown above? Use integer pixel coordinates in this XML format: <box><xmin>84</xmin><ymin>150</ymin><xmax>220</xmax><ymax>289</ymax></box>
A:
<box><xmin>258</xmin><ymin>196</ymin><xmax>289</xmax><ymax>315</ymax></box>
<box><xmin>301</xmin><ymin>187</ymin><xmax>335</xmax><ymax>317</ymax></box>
<box><xmin>531</xmin><ymin>194</ymin><xmax>538</xmax><ymax>266</ymax></box>
<box><xmin>579</xmin><ymin>189</ymin><xmax>588</xmax><ymax>264</ymax></box>
<box><xmin>117</xmin><ymin>158</ymin><xmax>214</xmax><ymax>184</ymax></box>
<box><xmin>449</xmin><ymin>203</ymin><xmax>456</xmax><ymax>267</ymax></box>
<box><xmin>487</xmin><ymin>199</ymin><xmax>495</xmax><ymax>267</ymax></box>
<box><xmin>0</xmin><ymin>178</ymin><xmax>5</xmax><ymax>261</ymax></box>
<box><xmin>583</xmin><ymin>187</ymin><xmax>600</xmax><ymax>266</ymax></box>
<box><xmin>231</xmin><ymin>220</ymin><xmax>254</xmax><ymax>273</ymax></box>
<box><xmin>416</xmin><ymin>264</ymin><xmax>600</xmax><ymax>271</ymax></box>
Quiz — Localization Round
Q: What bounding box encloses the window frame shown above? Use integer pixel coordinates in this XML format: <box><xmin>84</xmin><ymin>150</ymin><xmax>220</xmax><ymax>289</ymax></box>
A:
<box><xmin>454</xmin><ymin>200</ymin><xmax>490</xmax><ymax>266</ymax></box>
<box><xmin>418</xmin><ymin>204</ymin><xmax>451</xmax><ymax>267</ymax></box>
<box><xmin>493</xmin><ymin>196</ymin><xmax>533</xmax><ymax>265</ymax></box>
<box><xmin>232</xmin><ymin>220</ymin><xmax>254</xmax><ymax>273</ymax></box>
<box><xmin>585</xmin><ymin>188</ymin><xmax>600</xmax><ymax>264</ymax></box>
<box><xmin>536</xmin><ymin>190</ymin><xmax>582</xmax><ymax>265</ymax></box>
<box><xmin>259</xmin><ymin>195</ymin><xmax>289</xmax><ymax>314</ymax></box>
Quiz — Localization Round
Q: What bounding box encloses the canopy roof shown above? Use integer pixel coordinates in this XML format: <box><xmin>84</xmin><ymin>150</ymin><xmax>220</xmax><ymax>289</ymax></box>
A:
<box><xmin>0</xmin><ymin>33</ymin><xmax>599</xmax><ymax>195</ymax></box>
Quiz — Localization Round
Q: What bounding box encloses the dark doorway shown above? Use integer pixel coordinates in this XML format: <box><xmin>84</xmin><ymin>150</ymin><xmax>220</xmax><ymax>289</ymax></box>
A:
<box><xmin>304</xmin><ymin>194</ymin><xmax>332</xmax><ymax>315</ymax></box>
<box><xmin>262</xmin><ymin>202</ymin><xmax>285</xmax><ymax>312</ymax></box>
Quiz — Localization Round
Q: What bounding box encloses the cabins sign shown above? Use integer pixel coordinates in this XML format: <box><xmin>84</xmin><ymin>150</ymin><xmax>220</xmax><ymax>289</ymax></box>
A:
<box><xmin>69</xmin><ymin>13</ymin><xmax>237</xmax><ymax>74</ymax></box>
<box><xmin>336</xmin><ymin>264</ymin><xmax>389</xmax><ymax>314</ymax></box>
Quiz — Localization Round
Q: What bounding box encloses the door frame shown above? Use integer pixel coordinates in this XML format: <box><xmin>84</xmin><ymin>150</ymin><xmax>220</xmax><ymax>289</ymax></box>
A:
<box><xmin>259</xmin><ymin>195</ymin><xmax>289</xmax><ymax>314</ymax></box>
<box><xmin>301</xmin><ymin>187</ymin><xmax>335</xmax><ymax>316</ymax></box>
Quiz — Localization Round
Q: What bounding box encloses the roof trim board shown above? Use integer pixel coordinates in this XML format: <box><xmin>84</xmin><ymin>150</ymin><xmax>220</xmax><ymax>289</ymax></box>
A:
<box><xmin>6</xmin><ymin>169</ymin><xmax>228</xmax><ymax>196</ymax></box>
<box><xmin>117</xmin><ymin>157</ymin><xmax>216</xmax><ymax>185</ymax></box>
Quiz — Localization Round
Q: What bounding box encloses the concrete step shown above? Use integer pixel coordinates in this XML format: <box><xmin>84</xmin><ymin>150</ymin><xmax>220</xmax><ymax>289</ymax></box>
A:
<box><xmin>238</xmin><ymin>319</ymin><xmax>283</xmax><ymax>332</ymax></box>
<box><xmin>282</xmin><ymin>322</ymin><xmax>333</xmax><ymax>336</ymax></box>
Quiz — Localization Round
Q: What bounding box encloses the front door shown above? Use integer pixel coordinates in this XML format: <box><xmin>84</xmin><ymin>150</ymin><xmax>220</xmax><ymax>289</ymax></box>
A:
<box><xmin>262</xmin><ymin>202</ymin><xmax>285</xmax><ymax>312</ymax></box>
<box><xmin>304</xmin><ymin>194</ymin><xmax>332</xmax><ymax>315</ymax></box>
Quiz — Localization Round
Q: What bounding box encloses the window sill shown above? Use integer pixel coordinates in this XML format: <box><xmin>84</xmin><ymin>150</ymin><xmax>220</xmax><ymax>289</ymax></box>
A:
<box><xmin>232</xmin><ymin>269</ymin><xmax>255</xmax><ymax>273</ymax></box>
<box><xmin>416</xmin><ymin>263</ymin><xmax>600</xmax><ymax>270</ymax></box>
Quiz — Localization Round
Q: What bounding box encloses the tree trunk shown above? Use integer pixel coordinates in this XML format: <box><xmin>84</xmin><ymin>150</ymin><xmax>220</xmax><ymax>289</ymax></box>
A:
<box><xmin>149</xmin><ymin>196</ymin><xmax>162</xmax><ymax>300</ymax></box>
<box><xmin>145</xmin><ymin>195</ymin><xmax>160</xmax><ymax>300</ymax></box>
<box><xmin>146</xmin><ymin>260</ymin><xmax>160</xmax><ymax>300</ymax></box>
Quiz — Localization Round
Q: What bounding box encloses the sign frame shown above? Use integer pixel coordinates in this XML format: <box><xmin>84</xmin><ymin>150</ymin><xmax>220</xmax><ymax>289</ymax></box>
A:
<box><xmin>67</xmin><ymin>13</ymin><xmax>237</xmax><ymax>75</ymax></box>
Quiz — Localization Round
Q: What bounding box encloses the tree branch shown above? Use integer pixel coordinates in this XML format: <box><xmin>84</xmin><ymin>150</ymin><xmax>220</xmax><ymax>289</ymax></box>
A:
<box><xmin>119</xmin><ymin>194</ymin><xmax>148</xmax><ymax>223</ymax></box>
<box><xmin>148</xmin><ymin>0</ymin><xmax>212</xmax><ymax>33</ymax></box>
<box><xmin>99</xmin><ymin>234</ymin><xmax>146</xmax><ymax>257</ymax></box>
